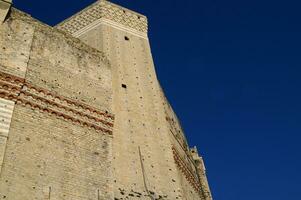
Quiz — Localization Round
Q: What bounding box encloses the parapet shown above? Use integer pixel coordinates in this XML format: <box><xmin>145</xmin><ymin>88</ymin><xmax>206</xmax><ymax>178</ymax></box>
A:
<box><xmin>56</xmin><ymin>0</ymin><xmax>148</xmax><ymax>37</ymax></box>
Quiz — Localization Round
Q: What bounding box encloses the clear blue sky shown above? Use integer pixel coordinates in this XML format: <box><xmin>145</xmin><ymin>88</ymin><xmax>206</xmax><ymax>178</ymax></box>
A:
<box><xmin>13</xmin><ymin>0</ymin><xmax>301</xmax><ymax>199</ymax></box>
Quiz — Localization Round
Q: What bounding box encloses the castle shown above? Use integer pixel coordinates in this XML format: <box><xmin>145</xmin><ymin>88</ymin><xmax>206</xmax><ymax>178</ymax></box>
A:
<box><xmin>0</xmin><ymin>0</ymin><xmax>212</xmax><ymax>199</ymax></box>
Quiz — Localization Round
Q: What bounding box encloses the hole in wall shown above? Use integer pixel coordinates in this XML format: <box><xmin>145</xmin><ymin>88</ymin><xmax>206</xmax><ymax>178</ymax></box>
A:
<box><xmin>124</xmin><ymin>36</ymin><xmax>129</xmax><ymax>41</ymax></box>
<box><xmin>122</xmin><ymin>84</ymin><xmax>127</xmax><ymax>89</ymax></box>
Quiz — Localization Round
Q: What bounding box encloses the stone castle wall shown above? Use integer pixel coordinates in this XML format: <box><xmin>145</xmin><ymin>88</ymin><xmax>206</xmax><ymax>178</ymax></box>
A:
<box><xmin>77</xmin><ymin>22</ymin><xmax>185</xmax><ymax>199</ymax></box>
<box><xmin>0</xmin><ymin>9</ymin><xmax>114</xmax><ymax>199</ymax></box>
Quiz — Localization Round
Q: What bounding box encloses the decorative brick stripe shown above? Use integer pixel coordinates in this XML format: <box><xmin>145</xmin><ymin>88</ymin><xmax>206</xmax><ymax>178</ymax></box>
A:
<box><xmin>172</xmin><ymin>146</ymin><xmax>203</xmax><ymax>197</ymax></box>
<box><xmin>0</xmin><ymin>72</ymin><xmax>114</xmax><ymax>135</ymax></box>
<box><xmin>166</xmin><ymin>116</ymin><xmax>200</xmax><ymax>175</ymax></box>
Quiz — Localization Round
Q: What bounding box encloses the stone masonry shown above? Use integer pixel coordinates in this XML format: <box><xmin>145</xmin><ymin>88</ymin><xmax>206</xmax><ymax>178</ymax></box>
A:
<box><xmin>0</xmin><ymin>0</ymin><xmax>212</xmax><ymax>199</ymax></box>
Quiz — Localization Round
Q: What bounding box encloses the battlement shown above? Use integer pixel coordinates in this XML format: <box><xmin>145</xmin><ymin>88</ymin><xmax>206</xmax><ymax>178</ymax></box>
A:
<box><xmin>56</xmin><ymin>0</ymin><xmax>148</xmax><ymax>37</ymax></box>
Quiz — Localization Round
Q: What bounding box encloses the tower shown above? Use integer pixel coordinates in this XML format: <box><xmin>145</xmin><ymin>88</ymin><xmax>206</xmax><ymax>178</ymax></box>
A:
<box><xmin>57</xmin><ymin>1</ymin><xmax>212</xmax><ymax>199</ymax></box>
<box><xmin>0</xmin><ymin>0</ymin><xmax>212</xmax><ymax>199</ymax></box>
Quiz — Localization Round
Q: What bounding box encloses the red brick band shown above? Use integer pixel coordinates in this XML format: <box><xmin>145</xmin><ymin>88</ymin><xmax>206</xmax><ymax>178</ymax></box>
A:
<box><xmin>0</xmin><ymin>71</ymin><xmax>114</xmax><ymax>135</ymax></box>
<box><xmin>172</xmin><ymin>146</ymin><xmax>203</xmax><ymax>197</ymax></box>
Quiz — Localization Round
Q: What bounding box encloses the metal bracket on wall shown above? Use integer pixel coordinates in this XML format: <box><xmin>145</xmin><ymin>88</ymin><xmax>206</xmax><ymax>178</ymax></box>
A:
<box><xmin>0</xmin><ymin>0</ymin><xmax>12</xmax><ymax>23</ymax></box>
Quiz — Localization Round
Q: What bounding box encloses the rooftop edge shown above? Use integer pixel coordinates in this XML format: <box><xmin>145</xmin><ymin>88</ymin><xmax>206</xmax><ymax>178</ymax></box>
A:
<box><xmin>55</xmin><ymin>0</ymin><xmax>148</xmax><ymax>36</ymax></box>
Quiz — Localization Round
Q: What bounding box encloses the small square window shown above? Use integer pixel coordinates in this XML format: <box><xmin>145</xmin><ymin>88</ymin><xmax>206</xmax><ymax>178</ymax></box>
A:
<box><xmin>122</xmin><ymin>84</ymin><xmax>127</xmax><ymax>88</ymax></box>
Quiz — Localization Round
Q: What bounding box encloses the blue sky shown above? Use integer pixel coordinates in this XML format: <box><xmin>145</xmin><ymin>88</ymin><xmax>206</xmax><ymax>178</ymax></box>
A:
<box><xmin>13</xmin><ymin>0</ymin><xmax>301</xmax><ymax>199</ymax></box>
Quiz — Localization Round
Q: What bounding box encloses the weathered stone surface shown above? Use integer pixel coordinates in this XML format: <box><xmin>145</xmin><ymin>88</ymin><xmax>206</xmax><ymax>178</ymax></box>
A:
<box><xmin>0</xmin><ymin>105</ymin><xmax>113</xmax><ymax>200</ymax></box>
<box><xmin>0</xmin><ymin>10</ymin><xmax>34</xmax><ymax>78</ymax></box>
<box><xmin>0</xmin><ymin>8</ymin><xmax>114</xmax><ymax>200</ymax></box>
